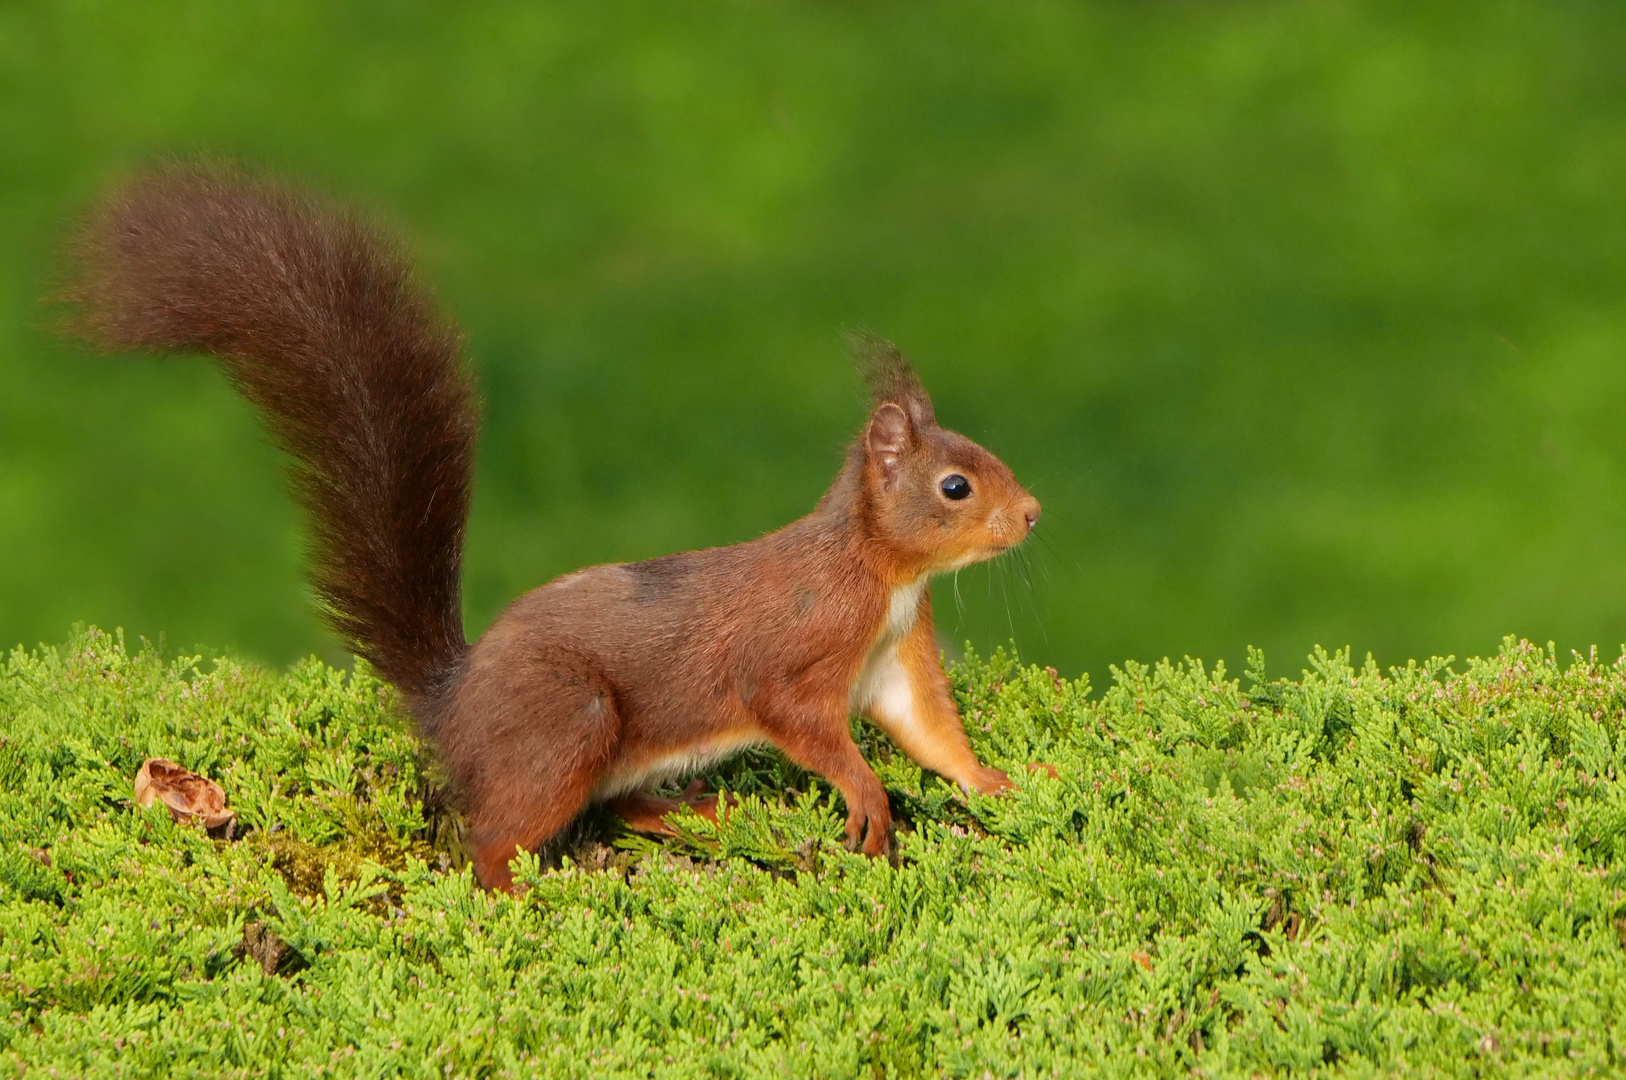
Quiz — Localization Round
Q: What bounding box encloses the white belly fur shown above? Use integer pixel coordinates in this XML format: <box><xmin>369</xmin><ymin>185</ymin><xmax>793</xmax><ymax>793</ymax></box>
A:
<box><xmin>849</xmin><ymin>580</ymin><xmax>925</xmax><ymax>737</ymax></box>
<box><xmin>592</xmin><ymin>730</ymin><xmax>763</xmax><ymax>801</ymax></box>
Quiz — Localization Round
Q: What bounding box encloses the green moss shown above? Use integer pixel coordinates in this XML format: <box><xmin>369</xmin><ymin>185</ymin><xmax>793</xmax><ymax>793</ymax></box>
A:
<box><xmin>2</xmin><ymin>628</ymin><xmax>1625</xmax><ymax>1076</ymax></box>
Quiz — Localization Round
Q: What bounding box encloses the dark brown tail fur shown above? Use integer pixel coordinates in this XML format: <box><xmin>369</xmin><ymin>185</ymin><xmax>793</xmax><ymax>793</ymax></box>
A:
<box><xmin>61</xmin><ymin>164</ymin><xmax>478</xmax><ymax>717</ymax></box>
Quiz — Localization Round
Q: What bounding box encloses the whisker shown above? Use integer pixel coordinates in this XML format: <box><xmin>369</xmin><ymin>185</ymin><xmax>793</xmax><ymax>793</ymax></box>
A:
<box><xmin>1025</xmin><ymin>556</ymin><xmax>1050</xmax><ymax>647</ymax></box>
<box><xmin>1026</xmin><ymin>534</ymin><xmax>1056</xmax><ymax>583</ymax></box>
<box><xmin>1007</xmin><ymin>546</ymin><xmax>1050</xmax><ymax>648</ymax></box>
<box><xmin>1031</xmin><ymin>527</ymin><xmax>1083</xmax><ymax>577</ymax></box>
<box><xmin>992</xmin><ymin>551</ymin><xmax>1019</xmax><ymax>648</ymax></box>
<box><xmin>1030</xmin><ymin>544</ymin><xmax>1054</xmax><ymax>586</ymax></box>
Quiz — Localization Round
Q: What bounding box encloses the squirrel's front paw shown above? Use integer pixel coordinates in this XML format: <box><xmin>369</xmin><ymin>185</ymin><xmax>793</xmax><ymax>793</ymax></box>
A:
<box><xmin>844</xmin><ymin>790</ymin><xmax>893</xmax><ymax>857</ymax></box>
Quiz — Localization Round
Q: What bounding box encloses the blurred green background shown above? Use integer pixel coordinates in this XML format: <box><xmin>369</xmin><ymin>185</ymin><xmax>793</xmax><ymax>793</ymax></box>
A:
<box><xmin>4</xmin><ymin>1</ymin><xmax>1626</xmax><ymax>683</ymax></box>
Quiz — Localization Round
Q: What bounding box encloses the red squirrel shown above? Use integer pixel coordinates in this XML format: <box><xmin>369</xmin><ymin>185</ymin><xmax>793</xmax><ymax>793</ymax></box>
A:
<box><xmin>63</xmin><ymin>165</ymin><xmax>1042</xmax><ymax>892</ymax></box>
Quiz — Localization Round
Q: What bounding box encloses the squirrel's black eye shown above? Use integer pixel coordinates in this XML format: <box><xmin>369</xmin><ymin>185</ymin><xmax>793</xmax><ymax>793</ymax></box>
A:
<box><xmin>940</xmin><ymin>474</ymin><xmax>971</xmax><ymax>500</ymax></box>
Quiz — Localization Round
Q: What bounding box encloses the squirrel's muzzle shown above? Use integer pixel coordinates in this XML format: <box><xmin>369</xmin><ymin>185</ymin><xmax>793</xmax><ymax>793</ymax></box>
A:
<box><xmin>1022</xmin><ymin>499</ymin><xmax>1041</xmax><ymax>533</ymax></box>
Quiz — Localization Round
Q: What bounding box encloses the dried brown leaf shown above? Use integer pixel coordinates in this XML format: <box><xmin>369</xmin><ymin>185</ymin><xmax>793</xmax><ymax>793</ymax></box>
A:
<box><xmin>133</xmin><ymin>757</ymin><xmax>235</xmax><ymax>829</ymax></box>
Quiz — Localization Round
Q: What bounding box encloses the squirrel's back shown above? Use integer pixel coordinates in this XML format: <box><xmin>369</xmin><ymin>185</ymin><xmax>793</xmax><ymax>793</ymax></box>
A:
<box><xmin>62</xmin><ymin>164</ymin><xmax>478</xmax><ymax>715</ymax></box>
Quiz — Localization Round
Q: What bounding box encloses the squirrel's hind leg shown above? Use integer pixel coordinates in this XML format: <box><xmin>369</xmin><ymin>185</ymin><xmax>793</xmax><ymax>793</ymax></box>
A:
<box><xmin>458</xmin><ymin>662</ymin><xmax>623</xmax><ymax>892</ymax></box>
<box><xmin>609</xmin><ymin>778</ymin><xmax>729</xmax><ymax>835</ymax></box>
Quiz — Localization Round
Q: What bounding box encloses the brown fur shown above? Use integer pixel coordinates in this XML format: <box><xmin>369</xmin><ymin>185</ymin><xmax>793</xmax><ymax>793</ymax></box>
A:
<box><xmin>60</xmin><ymin>165</ymin><xmax>1042</xmax><ymax>892</ymax></box>
<box><xmin>61</xmin><ymin>164</ymin><xmax>475</xmax><ymax>711</ymax></box>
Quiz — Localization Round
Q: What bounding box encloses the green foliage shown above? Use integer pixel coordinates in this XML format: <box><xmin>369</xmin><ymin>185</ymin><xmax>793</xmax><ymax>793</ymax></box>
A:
<box><xmin>8</xmin><ymin>3</ymin><xmax>1626</xmax><ymax>680</ymax></box>
<box><xmin>3</xmin><ymin>629</ymin><xmax>1624</xmax><ymax>1076</ymax></box>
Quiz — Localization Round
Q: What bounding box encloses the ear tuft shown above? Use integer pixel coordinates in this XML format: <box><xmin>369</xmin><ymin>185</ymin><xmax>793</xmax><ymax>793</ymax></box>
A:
<box><xmin>865</xmin><ymin>401</ymin><xmax>912</xmax><ymax>481</ymax></box>
<box><xmin>847</xmin><ymin>331</ymin><xmax>937</xmax><ymax>428</ymax></box>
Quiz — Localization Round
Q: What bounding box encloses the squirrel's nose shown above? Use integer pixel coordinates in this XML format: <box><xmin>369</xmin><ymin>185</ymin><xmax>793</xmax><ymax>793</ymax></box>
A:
<box><xmin>1023</xmin><ymin>499</ymin><xmax>1041</xmax><ymax>532</ymax></box>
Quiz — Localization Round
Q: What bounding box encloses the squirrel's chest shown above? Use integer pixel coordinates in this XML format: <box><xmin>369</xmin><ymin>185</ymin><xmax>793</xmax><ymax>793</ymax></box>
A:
<box><xmin>848</xmin><ymin>581</ymin><xmax>925</xmax><ymax>714</ymax></box>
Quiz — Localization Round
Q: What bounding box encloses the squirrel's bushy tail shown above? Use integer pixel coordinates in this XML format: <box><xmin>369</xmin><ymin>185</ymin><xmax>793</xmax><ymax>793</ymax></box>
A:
<box><xmin>62</xmin><ymin>164</ymin><xmax>477</xmax><ymax>714</ymax></box>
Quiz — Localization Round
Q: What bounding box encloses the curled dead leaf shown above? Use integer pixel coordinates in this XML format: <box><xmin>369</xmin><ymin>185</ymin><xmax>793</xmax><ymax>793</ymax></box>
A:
<box><xmin>1131</xmin><ymin>950</ymin><xmax>1153</xmax><ymax>971</ymax></box>
<box><xmin>133</xmin><ymin>758</ymin><xmax>234</xmax><ymax>829</ymax></box>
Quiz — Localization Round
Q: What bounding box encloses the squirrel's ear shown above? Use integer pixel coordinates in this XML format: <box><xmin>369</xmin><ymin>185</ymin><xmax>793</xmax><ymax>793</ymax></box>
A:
<box><xmin>848</xmin><ymin>331</ymin><xmax>937</xmax><ymax>430</ymax></box>
<box><xmin>866</xmin><ymin>402</ymin><xmax>914</xmax><ymax>482</ymax></box>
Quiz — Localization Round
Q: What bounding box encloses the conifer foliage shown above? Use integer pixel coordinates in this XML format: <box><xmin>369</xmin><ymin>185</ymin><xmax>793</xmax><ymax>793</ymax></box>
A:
<box><xmin>1</xmin><ymin>629</ymin><xmax>1624</xmax><ymax>1075</ymax></box>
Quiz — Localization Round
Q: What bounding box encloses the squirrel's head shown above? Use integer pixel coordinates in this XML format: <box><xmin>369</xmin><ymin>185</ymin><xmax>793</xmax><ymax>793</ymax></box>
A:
<box><xmin>850</xmin><ymin>334</ymin><xmax>1040</xmax><ymax>577</ymax></box>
